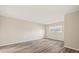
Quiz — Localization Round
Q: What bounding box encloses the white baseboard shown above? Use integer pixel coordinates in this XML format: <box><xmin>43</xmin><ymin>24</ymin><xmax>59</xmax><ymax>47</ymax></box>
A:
<box><xmin>44</xmin><ymin>38</ymin><xmax>64</xmax><ymax>42</ymax></box>
<box><xmin>64</xmin><ymin>45</ymin><xmax>79</xmax><ymax>51</ymax></box>
<box><xmin>0</xmin><ymin>38</ymin><xmax>43</xmax><ymax>47</ymax></box>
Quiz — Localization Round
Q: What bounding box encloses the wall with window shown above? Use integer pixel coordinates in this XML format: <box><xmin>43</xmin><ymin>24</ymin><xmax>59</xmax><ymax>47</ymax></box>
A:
<box><xmin>45</xmin><ymin>22</ymin><xmax>64</xmax><ymax>41</ymax></box>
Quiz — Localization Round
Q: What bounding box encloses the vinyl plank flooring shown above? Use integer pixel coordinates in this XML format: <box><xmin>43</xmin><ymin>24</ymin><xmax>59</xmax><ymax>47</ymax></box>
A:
<box><xmin>0</xmin><ymin>39</ymin><xmax>64</xmax><ymax>53</ymax></box>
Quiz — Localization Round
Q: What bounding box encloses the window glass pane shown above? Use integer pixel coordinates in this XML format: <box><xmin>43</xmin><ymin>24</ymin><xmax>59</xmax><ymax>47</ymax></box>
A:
<box><xmin>50</xmin><ymin>25</ymin><xmax>62</xmax><ymax>32</ymax></box>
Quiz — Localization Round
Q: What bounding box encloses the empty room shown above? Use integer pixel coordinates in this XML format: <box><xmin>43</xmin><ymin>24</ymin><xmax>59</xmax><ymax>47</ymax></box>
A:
<box><xmin>0</xmin><ymin>5</ymin><xmax>79</xmax><ymax>53</ymax></box>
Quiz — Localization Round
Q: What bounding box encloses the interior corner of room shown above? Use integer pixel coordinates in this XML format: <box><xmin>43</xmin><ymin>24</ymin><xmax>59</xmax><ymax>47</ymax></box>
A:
<box><xmin>0</xmin><ymin>5</ymin><xmax>79</xmax><ymax>53</ymax></box>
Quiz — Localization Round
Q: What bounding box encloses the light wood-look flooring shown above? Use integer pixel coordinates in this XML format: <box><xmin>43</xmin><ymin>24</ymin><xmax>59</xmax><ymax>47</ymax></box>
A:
<box><xmin>0</xmin><ymin>39</ymin><xmax>64</xmax><ymax>53</ymax></box>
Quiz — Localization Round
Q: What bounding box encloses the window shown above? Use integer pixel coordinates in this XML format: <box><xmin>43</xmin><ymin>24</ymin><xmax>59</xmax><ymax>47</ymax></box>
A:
<box><xmin>50</xmin><ymin>25</ymin><xmax>63</xmax><ymax>32</ymax></box>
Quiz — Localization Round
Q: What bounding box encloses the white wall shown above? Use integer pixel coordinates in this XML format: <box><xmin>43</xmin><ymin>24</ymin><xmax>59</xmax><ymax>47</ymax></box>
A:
<box><xmin>0</xmin><ymin>16</ymin><xmax>44</xmax><ymax>46</ymax></box>
<box><xmin>64</xmin><ymin>11</ymin><xmax>79</xmax><ymax>50</ymax></box>
<box><xmin>45</xmin><ymin>22</ymin><xmax>64</xmax><ymax>41</ymax></box>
